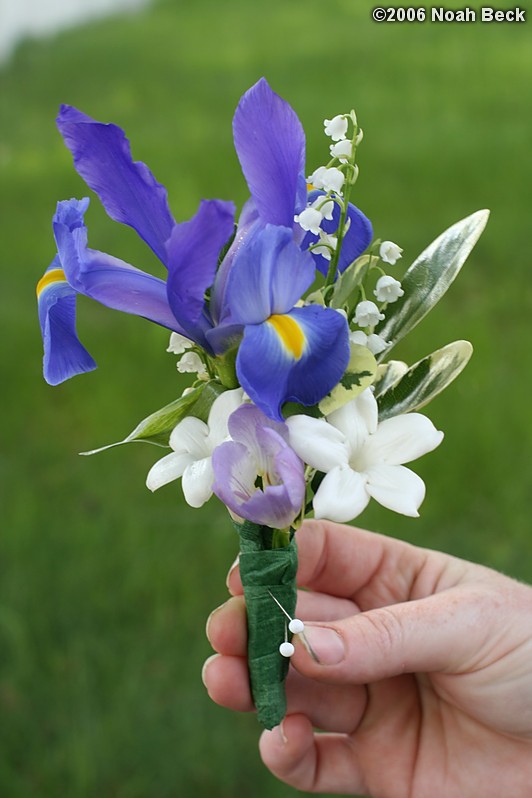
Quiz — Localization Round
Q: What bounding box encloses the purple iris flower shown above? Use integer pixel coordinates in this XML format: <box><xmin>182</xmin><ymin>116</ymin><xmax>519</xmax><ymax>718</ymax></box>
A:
<box><xmin>211</xmin><ymin>223</ymin><xmax>349</xmax><ymax>420</ymax></box>
<box><xmin>37</xmin><ymin>102</ymin><xmax>235</xmax><ymax>385</ymax></box>
<box><xmin>211</xmin><ymin>404</ymin><xmax>305</xmax><ymax>529</ymax></box>
<box><xmin>37</xmin><ymin>79</ymin><xmax>367</xmax><ymax>418</ymax></box>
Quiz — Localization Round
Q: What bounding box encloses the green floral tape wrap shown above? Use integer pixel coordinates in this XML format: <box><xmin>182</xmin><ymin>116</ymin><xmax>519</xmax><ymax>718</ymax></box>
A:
<box><xmin>234</xmin><ymin>520</ymin><xmax>298</xmax><ymax>730</ymax></box>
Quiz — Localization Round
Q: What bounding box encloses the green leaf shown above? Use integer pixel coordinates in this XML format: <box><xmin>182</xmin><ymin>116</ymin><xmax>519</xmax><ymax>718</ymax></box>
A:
<box><xmin>318</xmin><ymin>343</ymin><xmax>377</xmax><ymax>415</ymax></box>
<box><xmin>373</xmin><ymin>360</ymin><xmax>409</xmax><ymax>398</ymax></box>
<box><xmin>330</xmin><ymin>255</ymin><xmax>370</xmax><ymax>310</ymax></box>
<box><xmin>374</xmin><ymin>210</ymin><xmax>489</xmax><ymax>357</ymax></box>
<box><xmin>81</xmin><ymin>381</ymin><xmax>227</xmax><ymax>454</ymax></box>
<box><xmin>377</xmin><ymin>340</ymin><xmax>473</xmax><ymax>421</ymax></box>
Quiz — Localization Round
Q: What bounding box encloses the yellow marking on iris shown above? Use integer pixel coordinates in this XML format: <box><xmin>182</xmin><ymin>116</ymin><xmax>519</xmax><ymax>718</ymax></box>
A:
<box><xmin>306</xmin><ymin>182</ymin><xmax>315</xmax><ymax>192</ymax></box>
<box><xmin>267</xmin><ymin>314</ymin><xmax>305</xmax><ymax>360</ymax></box>
<box><xmin>36</xmin><ymin>268</ymin><xmax>67</xmax><ymax>298</ymax></box>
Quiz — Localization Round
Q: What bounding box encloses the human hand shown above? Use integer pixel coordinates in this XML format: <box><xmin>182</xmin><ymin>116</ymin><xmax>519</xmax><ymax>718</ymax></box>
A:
<box><xmin>203</xmin><ymin>520</ymin><xmax>532</xmax><ymax>797</ymax></box>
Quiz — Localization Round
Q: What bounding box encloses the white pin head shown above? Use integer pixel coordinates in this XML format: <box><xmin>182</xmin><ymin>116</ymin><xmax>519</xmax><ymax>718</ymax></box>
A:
<box><xmin>288</xmin><ymin>618</ymin><xmax>305</xmax><ymax>635</ymax></box>
<box><xmin>279</xmin><ymin>641</ymin><xmax>295</xmax><ymax>658</ymax></box>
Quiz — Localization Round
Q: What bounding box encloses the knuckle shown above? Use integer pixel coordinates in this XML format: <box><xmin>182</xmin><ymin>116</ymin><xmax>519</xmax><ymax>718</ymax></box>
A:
<box><xmin>358</xmin><ymin>606</ymin><xmax>404</xmax><ymax>660</ymax></box>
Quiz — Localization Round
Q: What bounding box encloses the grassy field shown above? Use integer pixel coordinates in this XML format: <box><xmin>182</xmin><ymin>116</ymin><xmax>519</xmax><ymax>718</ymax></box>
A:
<box><xmin>1</xmin><ymin>0</ymin><xmax>531</xmax><ymax>795</ymax></box>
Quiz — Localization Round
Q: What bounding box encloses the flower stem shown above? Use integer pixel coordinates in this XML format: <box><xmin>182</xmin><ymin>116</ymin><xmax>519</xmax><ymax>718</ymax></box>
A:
<box><xmin>325</xmin><ymin>132</ymin><xmax>360</xmax><ymax>288</ymax></box>
<box><xmin>272</xmin><ymin>527</ymin><xmax>291</xmax><ymax>548</ymax></box>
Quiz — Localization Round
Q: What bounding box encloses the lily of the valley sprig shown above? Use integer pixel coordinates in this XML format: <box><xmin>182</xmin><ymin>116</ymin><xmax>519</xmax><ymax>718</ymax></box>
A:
<box><xmin>37</xmin><ymin>77</ymin><xmax>489</xmax><ymax>728</ymax></box>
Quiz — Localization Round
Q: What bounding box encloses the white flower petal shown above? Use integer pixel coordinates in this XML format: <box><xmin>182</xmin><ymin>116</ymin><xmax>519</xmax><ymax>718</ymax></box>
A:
<box><xmin>320</xmin><ymin>167</ymin><xmax>345</xmax><ymax>193</ymax></box>
<box><xmin>313</xmin><ymin>465</ymin><xmax>370</xmax><ymax>523</ymax></box>
<box><xmin>330</xmin><ymin>139</ymin><xmax>352</xmax><ymax>162</ymax></box>
<box><xmin>349</xmin><ymin>330</ymin><xmax>368</xmax><ymax>347</ymax></box>
<box><xmin>327</xmin><ymin>403</ymin><xmax>368</xmax><ymax>458</ymax></box>
<box><xmin>374</xmin><ymin>275</ymin><xmax>404</xmax><ymax>303</ymax></box>
<box><xmin>167</xmin><ymin>332</ymin><xmax>193</xmax><ymax>354</ymax></box>
<box><xmin>169</xmin><ymin>416</ymin><xmax>210</xmax><ymax>457</ymax></box>
<box><xmin>361</xmin><ymin>413</ymin><xmax>444</xmax><ymax>468</ymax></box>
<box><xmin>366</xmin><ymin>333</ymin><xmax>389</xmax><ymax>355</ymax></box>
<box><xmin>379</xmin><ymin>241</ymin><xmax>403</xmax><ymax>265</ymax></box>
<box><xmin>177</xmin><ymin>351</ymin><xmax>207</xmax><ymax>374</ymax></box>
<box><xmin>294</xmin><ymin>207</ymin><xmax>323</xmax><ymax>235</ymax></box>
<box><xmin>353</xmin><ymin>300</ymin><xmax>385</xmax><ymax>328</ymax></box>
<box><xmin>146</xmin><ymin>451</ymin><xmax>194</xmax><ymax>492</ymax></box>
<box><xmin>324</xmin><ymin>115</ymin><xmax>348</xmax><ymax>141</ymax></box>
<box><xmin>327</xmin><ymin>388</ymin><xmax>378</xmax><ymax>454</ymax></box>
<box><xmin>207</xmin><ymin>388</ymin><xmax>244</xmax><ymax>447</ymax></box>
<box><xmin>182</xmin><ymin>457</ymin><xmax>215</xmax><ymax>508</ymax></box>
<box><xmin>353</xmin><ymin>388</ymin><xmax>379</xmax><ymax>434</ymax></box>
<box><xmin>365</xmin><ymin>464</ymin><xmax>426</xmax><ymax>517</ymax></box>
<box><xmin>286</xmin><ymin>415</ymin><xmax>349</xmax><ymax>472</ymax></box>
<box><xmin>311</xmin><ymin>196</ymin><xmax>334</xmax><ymax>221</ymax></box>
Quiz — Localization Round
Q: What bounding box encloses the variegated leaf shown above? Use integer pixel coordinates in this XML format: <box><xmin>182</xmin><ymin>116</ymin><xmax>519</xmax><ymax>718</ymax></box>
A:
<box><xmin>375</xmin><ymin>210</ymin><xmax>489</xmax><ymax>357</ymax></box>
<box><xmin>318</xmin><ymin>343</ymin><xmax>377</xmax><ymax>415</ymax></box>
<box><xmin>377</xmin><ymin>340</ymin><xmax>473</xmax><ymax>420</ymax></box>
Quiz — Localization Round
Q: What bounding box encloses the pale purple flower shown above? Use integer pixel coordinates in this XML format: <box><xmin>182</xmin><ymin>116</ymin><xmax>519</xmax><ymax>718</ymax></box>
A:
<box><xmin>212</xmin><ymin>404</ymin><xmax>305</xmax><ymax>528</ymax></box>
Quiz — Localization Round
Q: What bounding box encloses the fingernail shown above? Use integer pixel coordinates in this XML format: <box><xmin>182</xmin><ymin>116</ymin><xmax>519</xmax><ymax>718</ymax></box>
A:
<box><xmin>265</xmin><ymin>722</ymin><xmax>287</xmax><ymax>745</ymax></box>
<box><xmin>226</xmin><ymin>555</ymin><xmax>239</xmax><ymax>590</ymax></box>
<box><xmin>302</xmin><ymin>624</ymin><xmax>345</xmax><ymax>665</ymax></box>
<box><xmin>278</xmin><ymin>720</ymin><xmax>288</xmax><ymax>744</ymax></box>
<box><xmin>201</xmin><ymin>653</ymin><xmax>219</xmax><ymax>688</ymax></box>
<box><xmin>205</xmin><ymin>603</ymin><xmax>225</xmax><ymax>644</ymax></box>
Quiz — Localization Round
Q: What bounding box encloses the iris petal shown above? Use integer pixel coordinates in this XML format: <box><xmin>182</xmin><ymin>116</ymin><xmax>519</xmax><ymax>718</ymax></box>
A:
<box><xmin>233</xmin><ymin>78</ymin><xmax>307</xmax><ymax>228</ymax></box>
<box><xmin>166</xmin><ymin>199</ymin><xmax>235</xmax><ymax>346</ymax></box>
<box><xmin>236</xmin><ymin>305</ymin><xmax>349</xmax><ymax>420</ymax></box>
<box><xmin>53</xmin><ymin>198</ymin><xmax>185</xmax><ymax>333</ymax></box>
<box><xmin>37</xmin><ymin>257</ymin><xmax>97</xmax><ymax>385</ymax></box>
<box><xmin>303</xmin><ymin>192</ymin><xmax>373</xmax><ymax>276</ymax></box>
<box><xmin>220</xmin><ymin>225</ymin><xmax>316</xmax><ymax>326</ymax></box>
<box><xmin>57</xmin><ymin>105</ymin><xmax>175</xmax><ymax>265</ymax></box>
<box><xmin>211</xmin><ymin>198</ymin><xmax>260</xmax><ymax>323</ymax></box>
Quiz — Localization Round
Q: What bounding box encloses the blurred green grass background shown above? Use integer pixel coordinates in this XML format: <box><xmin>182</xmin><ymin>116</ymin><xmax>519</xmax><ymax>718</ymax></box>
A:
<box><xmin>1</xmin><ymin>0</ymin><xmax>531</xmax><ymax>795</ymax></box>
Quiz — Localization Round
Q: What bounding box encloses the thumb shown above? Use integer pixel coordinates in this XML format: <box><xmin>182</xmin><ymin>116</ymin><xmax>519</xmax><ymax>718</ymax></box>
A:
<box><xmin>292</xmin><ymin>586</ymin><xmax>488</xmax><ymax>684</ymax></box>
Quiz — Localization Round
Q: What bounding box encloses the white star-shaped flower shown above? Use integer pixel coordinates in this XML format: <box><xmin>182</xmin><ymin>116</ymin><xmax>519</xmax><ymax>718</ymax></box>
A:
<box><xmin>287</xmin><ymin>388</ymin><xmax>443</xmax><ymax>523</ymax></box>
<box><xmin>146</xmin><ymin>389</ymin><xmax>244</xmax><ymax>506</ymax></box>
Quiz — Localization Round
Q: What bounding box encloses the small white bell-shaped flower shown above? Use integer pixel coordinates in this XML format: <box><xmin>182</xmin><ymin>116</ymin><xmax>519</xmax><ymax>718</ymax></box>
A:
<box><xmin>380</xmin><ymin>241</ymin><xmax>403</xmax><ymax>265</ymax></box>
<box><xmin>353</xmin><ymin>300</ymin><xmax>385</xmax><ymax>328</ymax></box>
<box><xmin>313</xmin><ymin>231</ymin><xmax>338</xmax><ymax>261</ymax></box>
<box><xmin>177</xmin><ymin>351</ymin><xmax>207</xmax><ymax>377</ymax></box>
<box><xmin>310</xmin><ymin>195</ymin><xmax>334</xmax><ymax>221</ymax></box>
<box><xmin>294</xmin><ymin>207</ymin><xmax>323</xmax><ymax>235</ymax></box>
<box><xmin>324</xmin><ymin>115</ymin><xmax>348</xmax><ymax>141</ymax></box>
<box><xmin>374</xmin><ymin>275</ymin><xmax>405</xmax><ymax>303</ymax></box>
<box><xmin>167</xmin><ymin>332</ymin><xmax>194</xmax><ymax>354</ymax></box>
<box><xmin>308</xmin><ymin>166</ymin><xmax>345</xmax><ymax>194</ymax></box>
<box><xmin>350</xmin><ymin>330</ymin><xmax>389</xmax><ymax>355</ymax></box>
<box><xmin>330</xmin><ymin>139</ymin><xmax>352</xmax><ymax>163</ymax></box>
